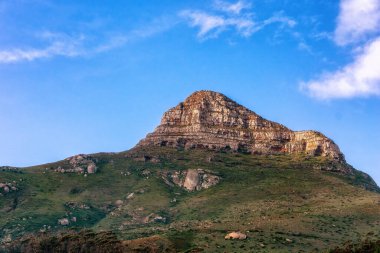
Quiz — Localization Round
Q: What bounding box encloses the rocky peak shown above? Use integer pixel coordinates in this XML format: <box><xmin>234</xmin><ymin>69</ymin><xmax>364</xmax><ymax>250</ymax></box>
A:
<box><xmin>137</xmin><ymin>90</ymin><xmax>344</xmax><ymax>161</ymax></box>
<box><xmin>159</xmin><ymin>90</ymin><xmax>288</xmax><ymax>131</ymax></box>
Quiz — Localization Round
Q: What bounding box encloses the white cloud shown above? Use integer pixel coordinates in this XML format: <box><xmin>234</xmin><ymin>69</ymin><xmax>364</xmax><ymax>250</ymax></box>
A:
<box><xmin>0</xmin><ymin>33</ymin><xmax>84</xmax><ymax>63</ymax></box>
<box><xmin>180</xmin><ymin>4</ymin><xmax>296</xmax><ymax>40</ymax></box>
<box><xmin>0</xmin><ymin>17</ymin><xmax>178</xmax><ymax>64</ymax></box>
<box><xmin>334</xmin><ymin>0</ymin><xmax>380</xmax><ymax>45</ymax></box>
<box><xmin>301</xmin><ymin>0</ymin><xmax>380</xmax><ymax>100</ymax></box>
<box><xmin>298</xmin><ymin>42</ymin><xmax>313</xmax><ymax>54</ymax></box>
<box><xmin>130</xmin><ymin>16</ymin><xmax>180</xmax><ymax>39</ymax></box>
<box><xmin>93</xmin><ymin>35</ymin><xmax>128</xmax><ymax>54</ymax></box>
<box><xmin>262</xmin><ymin>15</ymin><xmax>296</xmax><ymax>28</ymax></box>
<box><xmin>95</xmin><ymin>17</ymin><xmax>179</xmax><ymax>52</ymax></box>
<box><xmin>180</xmin><ymin>10</ymin><xmax>254</xmax><ymax>39</ymax></box>
<box><xmin>301</xmin><ymin>36</ymin><xmax>380</xmax><ymax>99</ymax></box>
<box><xmin>213</xmin><ymin>0</ymin><xmax>251</xmax><ymax>15</ymax></box>
<box><xmin>0</xmin><ymin>45</ymin><xmax>72</xmax><ymax>63</ymax></box>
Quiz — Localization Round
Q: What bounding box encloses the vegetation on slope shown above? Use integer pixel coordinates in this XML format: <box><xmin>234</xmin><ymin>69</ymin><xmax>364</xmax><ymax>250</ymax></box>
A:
<box><xmin>0</xmin><ymin>147</ymin><xmax>379</xmax><ymax>252</ymax></box>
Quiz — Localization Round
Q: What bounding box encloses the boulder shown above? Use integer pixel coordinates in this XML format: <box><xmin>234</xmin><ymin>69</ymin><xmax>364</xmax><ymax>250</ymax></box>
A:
<box><xmin>162</xmin><ymin>169</ymin><xmax>220</xmax><ymax>191</ymax></box>
<box><xmin>58</xmin><ymin>218</ymin><xmax>69</xmax><ymax>226</ymax></box>
<box><xmin>225</xmin><ymin>232</ymin><xmax>247</xmax><ymax>240</ymax></box>
<box><xmin>183</xmin><ymin>169</ymin><xmax>200</xmax><ymax>191</ymax></box>
<box><xmin>115</xmin><ymin>200</ymin><xmax>124</xmax><ymax>206</ymax></box>
<box><xmin>87</xmin><ymin>163</ymin><xmax>97</xmax><ymax>174</ymax></box>
<box><xmin>3</xmin><ymin>186</ymin><xmax>9</xmax><ymax>193</ymax></box>
<box><xmin>2</xmin><ymin>234</ymin><xmax>12</xmax><ymax>243</ymax></box>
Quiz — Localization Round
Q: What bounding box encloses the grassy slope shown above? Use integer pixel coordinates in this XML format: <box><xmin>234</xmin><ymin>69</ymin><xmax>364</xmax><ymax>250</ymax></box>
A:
<box><xmin>1</xmin><ymin>147</ymin><xmax>379</xmax><ymax>252</ymax></box>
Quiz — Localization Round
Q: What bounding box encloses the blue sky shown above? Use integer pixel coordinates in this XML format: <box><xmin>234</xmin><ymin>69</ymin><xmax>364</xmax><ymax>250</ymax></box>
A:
<box><xmin>0</xmin><ymin>0</ymin><xmax>380</xmax><ymax>184</ymax></box>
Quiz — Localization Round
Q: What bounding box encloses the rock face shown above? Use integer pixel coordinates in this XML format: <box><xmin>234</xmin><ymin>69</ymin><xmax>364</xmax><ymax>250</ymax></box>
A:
<box><xmin>162</xmin><ymin>169</ymin><xmax>220</xmax><ymax>191</ymax></box>
<box><xmin>137</xmin><ymin>91</ymin><xmax>344</xmax><ymax>161</ymax></box>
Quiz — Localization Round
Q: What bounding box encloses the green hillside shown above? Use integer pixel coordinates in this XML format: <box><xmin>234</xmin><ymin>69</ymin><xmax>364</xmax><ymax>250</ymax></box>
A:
<box><xmin>1</xmin><ymin>146</ymin><xmax>379</xmax><ymax>252</ymax></box>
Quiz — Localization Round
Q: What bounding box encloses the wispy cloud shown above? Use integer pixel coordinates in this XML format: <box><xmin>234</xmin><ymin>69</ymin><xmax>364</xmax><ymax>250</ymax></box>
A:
<box><xmin>95</xmin><ymin>17</ymin><xmax>178</xmax><ymax>53</ymax></box>
<box><xmin>334</xmin><ymin>0</ymin><xmax>380</xmax><ymax>46</ymax></box>
<box><xmin>0</xmin><ymin>32</ymin><xmax>85</xmax><ymax>63</ymax></box>
<box><xmin>93</xmin><ymin>35</ymin><xmax>129</xmax><ymax>54</ymax></box>
<box><xmin>180</xmin><ymin>10</ymin><xmax>255</xmax><ymax>39</ymax></box>
<box><xmin>180</xmin><ymin>1</ymin><xmax>296</xmax><ymax>40</ymax></box>
<box><xmin>213</xmin><ymin>0</ymin><xmax>251</xmax><ymax>15</ymax></box>
<box><xmin>0</xmin><ymin>16</ymin><xmax>178</xmax><ymax>64</ymax></box>
<box><xmin>301</xmin><ymin>37</ymin><xmax>380</xmax><ymax>99</ymax></box>
<box><xmin>129</xmin><ymin>16</ymin><xmax>180</xmax><ymax>40</ymax></box>
<box><xmin>261</xmin><ymin>15</ymin><xmax>296</xmax><ymax>28</ymax></box>
<box><xmin>298</xmin><ymin>42</ymin><xmax>313</xmax><ymax>54</ymax></box>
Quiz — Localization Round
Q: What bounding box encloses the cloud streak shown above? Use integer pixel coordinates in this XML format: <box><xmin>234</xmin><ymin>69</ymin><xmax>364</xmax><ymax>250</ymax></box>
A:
<box><xmin>0</xmin><ymin>33</ymin><xmax>84</xmax><ymax>63</ymax></box>
<box><xmin>213</xmin><ymin>0</ymin><xmax>251</xmax><ymax>15</ymax></box>
<box><xmin>301</xmin><ymin>37</ymin><xmax>380</xmax><ymax>99</ymax></box>
<box><xmin>0</xmin><ymin>16</ymin><xmax>178</xmax><ymax>64</ymax></box>
<box><xmin>0</xmin><ymin>45</ymin><xmax>75</xmax><ymax>63</ymax></box>
<box><xmin>180</xmin><ymin>1</ymin><xmax>296</xmax><ymax>40</ymax></box>
<box><xmin>180</xmin><ymin>10</ymin><xmax>255</xmax><ymax>39</ymax></box>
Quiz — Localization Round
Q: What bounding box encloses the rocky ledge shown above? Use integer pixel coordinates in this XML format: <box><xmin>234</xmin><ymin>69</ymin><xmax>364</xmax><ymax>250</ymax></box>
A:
<box><xmin>137</xmin><ymin>91</ymin><xmax>344</xmax><ymax>162</ymax></box>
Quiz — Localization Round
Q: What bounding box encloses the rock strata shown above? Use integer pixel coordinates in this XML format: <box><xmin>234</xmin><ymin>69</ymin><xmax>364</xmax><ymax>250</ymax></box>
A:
<box><xmin>137</xmin><ymin>91</ymin><xmax>344</xmax><ymax>161</ymax></box>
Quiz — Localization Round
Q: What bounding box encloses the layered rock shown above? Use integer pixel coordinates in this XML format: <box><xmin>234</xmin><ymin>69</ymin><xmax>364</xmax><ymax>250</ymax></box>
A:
<box><xmin>137</xmin><ymin>91</ymin><xmax>344</xmax><ymax>161</ymax></box>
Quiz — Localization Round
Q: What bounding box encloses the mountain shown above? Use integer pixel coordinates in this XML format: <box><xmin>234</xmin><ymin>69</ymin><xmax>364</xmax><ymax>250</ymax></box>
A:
<box><xmin>138</xmin><ymin>91</ymin><xmax>343</xmax><ymax>161</ymax></box>
<box><xmin>0</xmin><ymin>91</ymin><xmax>379</xmax><ymax>253</ymax></box>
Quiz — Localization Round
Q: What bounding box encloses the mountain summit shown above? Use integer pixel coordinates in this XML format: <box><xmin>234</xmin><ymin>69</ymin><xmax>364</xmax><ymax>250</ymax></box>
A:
<box><xmin>138</xmin><ymin>90</ymin><xmax>344</xmax><ymax>161</ymax></box>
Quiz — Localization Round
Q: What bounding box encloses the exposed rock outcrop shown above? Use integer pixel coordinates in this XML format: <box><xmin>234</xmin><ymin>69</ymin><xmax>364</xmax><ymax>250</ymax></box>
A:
<box><xmin>162</xmin><ymin>169</ymin><xmax>220</xmax><ymax>191</ymax></box>
<box><xmin>64</xmin><ymin>202</ymin><xmax>91</xmax><ymax>210</ymax></box>
<box><xmin>137</xmin><ymin>91</ymin><xmax>344</xmax><ymax>162</ymax></box>
<box><xmin>143</xmin><ymin>213</ymin><xmax>167</xmax><ymax>224</ymax></box>
<box><xmin>0</xmin><ymin>182</ymin><xmax>18</xmax><ymax>196</ymax></box>
<box><xmin>54</xmin><ymin>154</ymin><xmax>98</xmax><ymax>174</ymax></box>
<box><xmin>0</xmin><ymin>166</ymin><xmax>21</xmax><ymax>173</ymax></box>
